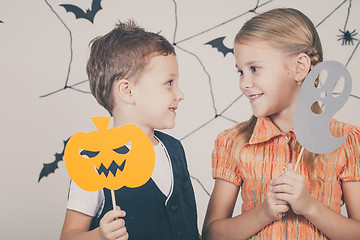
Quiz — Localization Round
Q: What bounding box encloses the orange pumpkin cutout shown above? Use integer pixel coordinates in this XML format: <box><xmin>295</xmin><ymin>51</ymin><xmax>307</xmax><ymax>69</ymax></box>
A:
<box><xmin>64</xmin><ymin>117</ymin><xmax>155</xmax><ymax>192</ymax></box>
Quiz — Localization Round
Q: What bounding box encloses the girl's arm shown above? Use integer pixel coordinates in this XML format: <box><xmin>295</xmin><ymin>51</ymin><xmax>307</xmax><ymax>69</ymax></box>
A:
<box><xmin>202</xmin><ymin>179</ymin><xmax>289</xmax><ymax>240</ymax></box>
<box><xmin>60</xmin><ymin>208</ymin><xmax>128</xmax><ymax>240</ymax></box>
<box><xmin>304</xmin><ymin>181</ymin><xmax>360</xmax><ymax>240</ymax></box>
<box><xmin>272</xmin><ymin>167</ymin><xmax>360</xmax><ymax>240</ymax></box>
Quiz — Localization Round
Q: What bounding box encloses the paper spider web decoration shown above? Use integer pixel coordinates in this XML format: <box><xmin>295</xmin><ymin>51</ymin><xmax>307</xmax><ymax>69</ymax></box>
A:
<box><xmin>39</xmin><ymin>0</ymin><xmax>360</xmax><ymax>200</ymax></box>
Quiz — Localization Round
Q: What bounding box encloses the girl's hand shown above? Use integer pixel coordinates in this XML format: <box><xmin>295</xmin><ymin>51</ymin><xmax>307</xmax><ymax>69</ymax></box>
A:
<box><xmin>270</xmin><ymin>164</ymin><xmax>314</xmax><ymax>216</ymax></box>
<box><xmin>263</xmin><ymin>185</ymin><xmax>290</xmax><ymax>221</ymax></box>
<box><xmin>99</xmin><ymin>206</ymin><xmax>128</xmax><ymax>240</ymax></box>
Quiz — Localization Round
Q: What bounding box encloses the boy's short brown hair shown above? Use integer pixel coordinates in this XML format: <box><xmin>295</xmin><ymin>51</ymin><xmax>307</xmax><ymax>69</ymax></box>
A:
<box><xmin>86</xmin><ymin>20</ymin><xmax>175</xmax><ymax>115</ymax></box>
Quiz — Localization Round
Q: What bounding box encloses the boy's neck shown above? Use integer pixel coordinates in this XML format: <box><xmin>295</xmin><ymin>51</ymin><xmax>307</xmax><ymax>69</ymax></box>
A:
<box><xmin>112</xmin><ymin>117</ymin><xmax>158</xmax><ymax>146</ymax></box>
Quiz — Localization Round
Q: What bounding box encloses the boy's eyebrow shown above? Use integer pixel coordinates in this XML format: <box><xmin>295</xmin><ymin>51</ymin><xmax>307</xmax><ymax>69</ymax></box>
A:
<box><xmin>167</xmin><ymin>73</ymin><xmax>178</xmax><ymax>78</ymax></box>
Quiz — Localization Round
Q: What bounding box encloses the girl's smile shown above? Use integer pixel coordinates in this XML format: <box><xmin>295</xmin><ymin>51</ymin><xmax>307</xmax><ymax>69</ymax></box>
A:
<box><xmin>247</xmin><ymin>93</ymin><xmax>264</xmax><ymax>103</ymax></box>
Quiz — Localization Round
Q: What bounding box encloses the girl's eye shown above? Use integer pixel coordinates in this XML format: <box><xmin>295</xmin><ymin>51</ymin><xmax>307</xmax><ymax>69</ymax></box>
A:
<box><xmin>237</xmin><ymin>69</ymin><xmax>243</xmax><ymax>76</ymax></box>
<box><xmin>166</xmin><ymin>80</ymin><xmax>173</xmax><ymax>86</ymax></box>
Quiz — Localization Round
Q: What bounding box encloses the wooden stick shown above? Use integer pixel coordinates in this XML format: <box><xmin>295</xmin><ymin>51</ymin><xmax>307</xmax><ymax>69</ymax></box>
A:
<box><xmin>294</xmin><ymin>146</ymin><xmax>304</xmax><ymax>172</ymax></box>
<box><xmin>111</xmin><ymin>189</ymin><xmax>116</xmax><ymax>210</ymax></box>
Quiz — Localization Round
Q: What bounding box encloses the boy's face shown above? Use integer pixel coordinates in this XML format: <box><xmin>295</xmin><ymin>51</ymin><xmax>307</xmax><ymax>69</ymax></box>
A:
<box><xmin>132</xmin><ymin>54</ymin><xmax>184</xmax><ymax>131</ymax></box>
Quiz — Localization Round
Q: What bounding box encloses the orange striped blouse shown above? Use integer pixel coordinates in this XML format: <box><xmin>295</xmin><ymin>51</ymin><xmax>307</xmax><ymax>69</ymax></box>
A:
<box><xmin>212</xmin><ymin>117</ymin><xmax>360</xmax><ymax>240</ymax></box>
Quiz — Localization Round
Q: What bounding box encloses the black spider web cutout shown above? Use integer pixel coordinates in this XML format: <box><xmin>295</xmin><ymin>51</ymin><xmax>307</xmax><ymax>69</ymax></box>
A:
<box><xmin>314</xmin><ymin>0</ymin><xmax>359</xmax><ymax>66</ymax></box>
<box><xmin>174</xmin><ymin>0</ymin><xmax>273</xmax><ymax>142</ymax></box>
<box><xmin>337</xmin><ymin>0</ymin><xmax>358</xmax><ymax>46</ymax></box>
<box><xmin>170</xmin><ymin>0</ymin><xmax>360</xmax><ymax>196</ymax></box>
<box><xmin>40</xmin><ymin>0</ymin><xmax>91</xmax><ymax>97</ymax></box>
<box><xmin>40</xmin><ymin>0</ymin><xmax>360</xmax><ymax>198</ymax></box>
<box><xmin>174</xmin><ymin>0</ymin><xmax>359</xmax><ymax>142</ymax></box>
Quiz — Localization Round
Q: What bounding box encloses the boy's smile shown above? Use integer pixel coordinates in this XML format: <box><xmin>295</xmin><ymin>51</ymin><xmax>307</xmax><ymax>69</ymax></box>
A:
<box><xmin>169</xmin><ymin>106</ymin><xmax>178</xmax><ymax>115</ymax></box>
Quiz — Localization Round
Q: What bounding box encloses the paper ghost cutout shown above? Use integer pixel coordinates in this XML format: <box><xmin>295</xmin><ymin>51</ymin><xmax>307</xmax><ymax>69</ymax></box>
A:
<box><xmin>294</xmin><ymin>61</ymin><xmax>352</xmax><ymax>154</ymax></box>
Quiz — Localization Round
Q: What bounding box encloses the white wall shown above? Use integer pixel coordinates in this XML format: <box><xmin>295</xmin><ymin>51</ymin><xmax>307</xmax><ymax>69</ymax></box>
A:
<box><xmin>1</xmin><ymin>0</ymin><xmax>359</xmax><ymax>238</ymax></box>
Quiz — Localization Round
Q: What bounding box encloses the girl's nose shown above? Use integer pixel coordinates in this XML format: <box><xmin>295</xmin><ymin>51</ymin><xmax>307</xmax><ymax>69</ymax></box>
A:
<box><xmin>241</xmin><ymin>76</ymin><xmax>254</xmax><ymax>89</ymax></box>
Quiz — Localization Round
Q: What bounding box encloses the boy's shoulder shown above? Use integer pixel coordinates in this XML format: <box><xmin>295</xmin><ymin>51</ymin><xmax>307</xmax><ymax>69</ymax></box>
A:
<box><xmin>154</xmin><ymin>130</ymin><xmax>185</xmax><ymax>156</ymax></box>
<box><xmin>154</xmin><ymin>130</ymin><xmax>181</xmax><ymax>143</ymax></box>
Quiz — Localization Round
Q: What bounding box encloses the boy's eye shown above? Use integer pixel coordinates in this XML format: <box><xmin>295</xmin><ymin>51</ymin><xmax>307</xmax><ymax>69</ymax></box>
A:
<box><xmin>237</xmin><ymin>69</ymin><xmax>243</xmax><ymax>76</ymax></box>
<box><xmin>251</xmin><ymin>66</ymin><xmax>259</xmax><ymax>72</ymax></box>
<box><xmin>166</xmin><ymin>80</ymin><xmax>174</xmax><ymax>86</ymax></box>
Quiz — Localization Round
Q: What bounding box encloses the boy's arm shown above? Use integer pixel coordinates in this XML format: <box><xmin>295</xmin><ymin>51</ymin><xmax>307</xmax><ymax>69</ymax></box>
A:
<box><xmin>60</xmin><ymin>209</ymin><xmax>100</xmax><ymax>240</ymax></box>
<box><xmin>60</xmin><ymin>209</ymin><xmax>101</xmax><ymax>240</ymax></box>
<box><xmin>60</xmin><ymin>208</ymin><xmax>128</xmax><ymax>240</ymax></box>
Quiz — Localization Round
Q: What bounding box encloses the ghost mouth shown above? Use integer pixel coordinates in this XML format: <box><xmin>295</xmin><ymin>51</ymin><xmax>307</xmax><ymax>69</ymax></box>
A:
<box><xmin>96</xmin><ymin>160</ymin><xmax>126</xmax><ymax>177</ymax></box>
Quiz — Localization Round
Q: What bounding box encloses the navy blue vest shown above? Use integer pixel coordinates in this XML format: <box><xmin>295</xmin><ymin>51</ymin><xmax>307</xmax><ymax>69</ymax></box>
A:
<box><xmin>90</xmin><ymin>131</ymin><xmax>199</xmax><ymax>240</ymax></box>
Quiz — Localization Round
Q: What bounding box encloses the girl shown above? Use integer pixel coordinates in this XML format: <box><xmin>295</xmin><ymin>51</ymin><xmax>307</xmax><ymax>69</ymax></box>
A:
<box><xmin>202</xmin><ymin>8</ymin><xmax>360</xmax><ymax>240</ymax></box>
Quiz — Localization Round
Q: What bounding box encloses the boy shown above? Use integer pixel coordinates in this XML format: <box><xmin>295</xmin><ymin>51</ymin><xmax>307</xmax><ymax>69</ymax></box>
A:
<box><xmin>60</xmin><ymin>20</ymin><xmax>200</xmax><ymax>240</ymax></box>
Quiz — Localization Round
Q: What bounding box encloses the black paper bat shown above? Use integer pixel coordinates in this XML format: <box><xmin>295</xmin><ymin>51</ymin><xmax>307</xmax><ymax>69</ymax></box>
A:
<box><xmin>38</xmin><ymin>138</ymin><xmax>70</xmax><ymax>182</ymax></box>
<box><xmin>60</xmin><ymin>0</ymin><xmax>102</xmax><ymax>23</ymax></box>
<box><xmin>205</xmin><ymin>36</ymin><xmax>234</xmax><ymax>57</ymax></box>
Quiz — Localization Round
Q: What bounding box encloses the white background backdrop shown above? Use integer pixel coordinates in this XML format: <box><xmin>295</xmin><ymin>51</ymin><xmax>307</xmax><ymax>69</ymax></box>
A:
<box><xmin>1</xmin><ymin>0</ymin><xmax>359</xmax><ymax>239</ymax></box>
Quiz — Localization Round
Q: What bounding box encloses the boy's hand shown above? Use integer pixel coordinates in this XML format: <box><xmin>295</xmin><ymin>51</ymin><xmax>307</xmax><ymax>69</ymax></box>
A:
<box><xmin>262</xmin><ymin>185</ymin><xmax>290</xmax><ymax>222</ymax></box>
<box><xmin>99</xmin><ymin>206</ymin><xmax>128</xmax><ymax>240</ymax></box>
<box><xmin>270</xmin><ymin>164</ymin><xmax>314</xmax><ymax>216</ymax></box>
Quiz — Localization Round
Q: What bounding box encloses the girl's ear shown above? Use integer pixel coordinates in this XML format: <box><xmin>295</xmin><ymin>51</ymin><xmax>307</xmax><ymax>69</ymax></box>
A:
<box><xmin>114</xmin><ymin>79</ymin><xmax>135</xmax><ymax>104</ymax></box>
<box><xmin>294</xmin><ymin>53</ymin><xmax>311</xmax><ymax>84</ymax></box>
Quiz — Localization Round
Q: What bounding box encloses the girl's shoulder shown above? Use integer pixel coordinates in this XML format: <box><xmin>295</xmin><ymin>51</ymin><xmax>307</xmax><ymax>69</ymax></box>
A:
<box><xmin>214</xmin><ymin>116</ymin><xmax>257</xmax><ymax>150</ymax></box>
<box><xmin>330</xmin><ymin>119</ymin><xmax>360</xmax><ymax>182</ymax></box>
<box><xmin>215</xmin><ymin>125</ymin><xmax>241</xmax><ymax>143</ymax></box>
<box><xmin>330</xmin><ymin>118</ymin><xmax>360</xmax><ymax>138</ymax></box>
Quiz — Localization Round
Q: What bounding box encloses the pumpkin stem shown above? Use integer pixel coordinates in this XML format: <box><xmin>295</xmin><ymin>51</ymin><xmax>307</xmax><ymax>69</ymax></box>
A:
<box><xmin>91</xmin><ymin>117</ymin><xmax>110</xmax><ymax>131</ymax></box>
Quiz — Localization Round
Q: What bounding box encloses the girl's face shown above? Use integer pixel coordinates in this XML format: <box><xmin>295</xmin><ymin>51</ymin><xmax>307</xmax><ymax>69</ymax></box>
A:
<box><xmin>234</xmin><ymin>41</ymin><xmax>300</xmax><ymax>122</ymax></box>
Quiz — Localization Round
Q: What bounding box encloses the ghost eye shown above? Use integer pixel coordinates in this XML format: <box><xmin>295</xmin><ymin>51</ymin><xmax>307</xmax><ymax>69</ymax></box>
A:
<box><xmin>113</xmin><ymin>142</ymin><xmax>131</xmax><ymax>154</ymax></box>
<box><xmin>80</xmin><ymin>149</ymin><xmax>100</xmax><ymax>158</ymax></box>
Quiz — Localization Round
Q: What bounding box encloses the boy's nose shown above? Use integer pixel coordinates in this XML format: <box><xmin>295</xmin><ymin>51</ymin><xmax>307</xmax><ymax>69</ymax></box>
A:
<box><xmin>176</xmin><ymin>88</ymin><xmax>185</xmax><ymax>101</ymax></box>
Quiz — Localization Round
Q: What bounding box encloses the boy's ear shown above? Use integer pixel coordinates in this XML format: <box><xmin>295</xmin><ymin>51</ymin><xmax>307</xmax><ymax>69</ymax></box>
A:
<box><xmin>294</xmin><ymin>53</ymin><xmax>311</xmax><ymax>84</ymax></box>
<box><xmin>114</xmin><ymin>79</ymin><xmax>135</xmax><ymax>104</ymax></box>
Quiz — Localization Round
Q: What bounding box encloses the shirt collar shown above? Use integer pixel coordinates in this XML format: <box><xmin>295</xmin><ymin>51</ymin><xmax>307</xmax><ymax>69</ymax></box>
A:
<box><xmin>249</xmin><ymin>117</ymin><xmax>294</xmax><ymax>144</ymax></box>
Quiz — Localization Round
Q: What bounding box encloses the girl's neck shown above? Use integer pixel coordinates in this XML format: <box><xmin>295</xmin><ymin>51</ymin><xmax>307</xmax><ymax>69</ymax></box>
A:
<box><xmin>269</xmin><ymin>110</ymin><xmax>294</xmax><ymax>133</ymax></box>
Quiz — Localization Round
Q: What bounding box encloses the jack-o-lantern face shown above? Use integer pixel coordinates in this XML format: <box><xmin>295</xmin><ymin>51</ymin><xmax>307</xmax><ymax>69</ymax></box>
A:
<box><xmin>64</xmin><ymin>117</ymin><xmax>155</xmax><ymax>191</ymax></box>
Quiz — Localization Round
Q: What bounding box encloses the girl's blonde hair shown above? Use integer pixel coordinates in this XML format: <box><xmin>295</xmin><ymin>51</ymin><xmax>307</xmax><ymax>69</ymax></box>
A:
<box><xmin>229</xmin><ymin>8</ymin><xmax>324</xmax><ymax>179</ymax></box>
